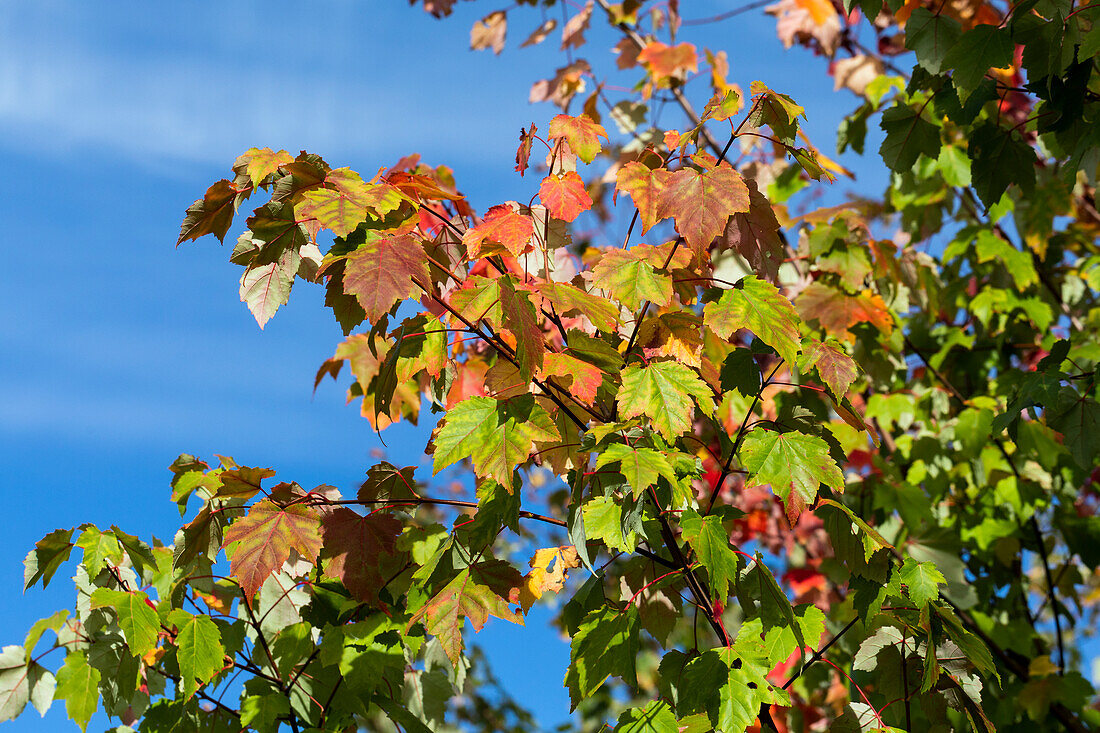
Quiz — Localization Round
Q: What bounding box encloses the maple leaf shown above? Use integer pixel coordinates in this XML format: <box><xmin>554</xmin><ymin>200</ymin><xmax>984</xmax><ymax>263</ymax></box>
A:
<box><xmin>595</xmin><ymin>443</ymin><xmax>677</xmax><ymax>499</ymax></box>
<box><xmin>799</xmin><ymin>339</ymin><xmax>859</xmax><ymax>398</ymax></box>
<box><xmin>637</xmin><ymin>41</ymin><xmax>698</xmax><ymax>82</ymax></box>
<box><xmin>548</xmin><ymin>114</ymin><xmax>608</xmax><ymax>164</ymax></box>
<box><xmin>589</xmin><ymin>247</ymin><xmax>673</xmax><ymax>311</ymax></box>
<box><xmin>540</xmin><ymin>171</ymin><xmax>593</xmax><ymax>222</ymax></box>
<box><xmin>536</xmin><ymin>282</ymin><xmax>621</xmax><ymax>333</ymax></box>
<box><xmin>89</xmin><ymin>589</ymin><xmax>161</xmax><ymax>658</ymax></box>
<box><xmin>178</xmin><ymin>179</ymin><xmax>240</xmax><ymax>245</ymax></box>
<box><xmin>615</xmin><ymin>162</ymin><xmax>667</xmax><ymax>233</ymax></box>
<box><xmin>520</xmin><ymin>19</ymin><xmax>556</xmax><ymax>48</ymax></box>
<box><xmin>53</xmin><ymin>651</ymin><xmax>99</xmax><ymax>732</ymax></box>
<box><xmin>341</xmin><ymin>233</ymin><xmax>430</xmax><ymax>323</ymax></box>
<box><xmin>767</xmin><ymin>0</ymin><xmax>841</xmax><ymax>56</ymax></box>
<box><xmin>796</xmin><ymin>282</ymin><xmax>893</xmax><ymax>340</ymax></box>
<box><xmin>879</xmin><ymin>102</ymin><xmax>941</xmax><ymax>173</ymax></box>
<box><xmin>900</xmin><ymin>557</ymin><xmax>945</xmax><ymax>608</ymax></box>
<box><xmin>166</xmin><ymin>609</ymin><xmax>225</xmax><ymax>700</ymax></box>
<box><xmin>519</xmin><ymin>546</ymin><xmax>580</xmax><ymax>612</ymax></box>
<box><xmin>498</xmin><ymin>277</ymin><xmax>544</xmax><ymax>381</ymax></box>
<box><xmin>740</xmin><ymin>430</ymin><xmax>844</xmax><ymax>511</ymax></box>
<box><xmin>449</xmin><ymin>276</ymin><xmax>503</xmax><ymax>329</ymax></box>
<box><xmin>617</xmin><ymin>361</ymin><xmax>715</xmax><ymax>439</ymax></box>
<box><xmin>656</xmin><ymin>160</ymin><xmax>750</xmax><ymax>255</ymax></box>
<box><xmin>222</xmin><ymin>500</ymin><xmax>323</xmax><ymax>600</ymax></box>
<box><xmin>463</xmin><ymin>205</ymin><xmax>535</xmax><ymax>259</ymax></box>
<box><xmin>747</xmin><ymin>81</ymin><xmax>806</xmax><ymax>142</ymax></box>
<box><xmin>723</xmin><ymin>178</ymin><xmax>785</xmax><ymax>283</ymax></box>
<box><xmin>680</xmin><ymin>508</ymin><xmax>740</xmax><ymax>601</ymax></box>
<box><xmin>321</xmin><ymin>509</ymin><xmax>406</xmax><ymax>603</ymax></box>
<box><xmin>560</xmin><ymin>0</ymin><xmax>592</xmax><ymax>50</ymax></box>
<box><xmin>565</xmin><ymin>605</ymin><xmax>640</xmax><ymax>708</ymax></box>
<box><xmin>238</xmin><ymin>147</ymin><xmax>294</xmax><ymax>189</ymax></box>
<box><xmin>634</xmin><ymin>310</ymin><xmax>704</xmax><ymax>368</ymax></box>
<box><xmin>582</xmin><ymin>495</ymin><xmax>637</xmax><ymax>552</ymax></box>
<box><xmin>432</xmin><ymin>395</ymin><xmax>560</xmax><ymax>486</ymax></box>
<box><xmin>540</xmin><ymin>352</ymin><xmax>603</xmax><ymax>402</ymax></box>
<box><xmin>704</xmin><ymin>276</ymin><xmax>802</xmax><ymax>365</ymax></box>
<box><xmin>408</xmin><ymin>561</ymin><xmax>524</xmax><ymax>666</ymax></box>
<box><xmin>239</xmin><ymin>245</ymin><xmax>299</xmax><ymax>329</ymax></box>
<box><xmin>515</xmin><ymin>123</ymin><xmax>536</xmax><ymax>176</ymax></box>
<box><xmin>297</xmin><ymin>168</ymin><xmax>405</xmax><ymax>237</ymax></box>
<box><xmin>470</xmin><ymin>10</ymin><xmax>506</xmax><ymax>54</ymax></box>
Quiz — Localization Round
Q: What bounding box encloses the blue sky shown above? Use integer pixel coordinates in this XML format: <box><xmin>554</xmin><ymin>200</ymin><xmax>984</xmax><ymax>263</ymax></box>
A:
<box><xmin>0</xmin><ymin>1</ymin><xmax>888</xmax><ymax>729</ymax></box>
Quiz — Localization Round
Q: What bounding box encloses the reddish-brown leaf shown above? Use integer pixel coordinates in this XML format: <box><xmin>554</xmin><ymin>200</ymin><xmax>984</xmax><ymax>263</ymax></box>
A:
<box><xmin>515</xmin><ymin>123</ymin><xmax>537</xmax><ymax>177</ymax></box>
<box><xmin>656</xmin><ymin>160</ymin><xmax>750</xmax><ymax>255</ymax></box>
<box><xmin>540</xmin><ymin>172</ymin><xmax>592</xmax><ymax>223</ymax></box>
<box><xmin>615</xmin><ymin>162</ymin><xmax>667</xmax><ymax>234</ymax></box>
<box><xmin>470</xmin><ymin>10</ymin><xmax>507</xmax><ymax>54</ymax></box>
<box><xmin>520</xmin><ymin>19</ymin><xmax>556</xmax><ymax>48</ymax></box>
<box><xmin>342</xmin><ymin>234</ymin><xmax>430</xmax><ymax>323</ymax></box>
<box><xmin>796</xmin><ymin>282</ymin><xmax>894</xmax><ymax>340</ymax></box>
<box><xmin>560</xmin><ymin>0</ymin><xmax>593</xmax><ymax>50</ymax></box>
<box><xmin>463</xmin><ymin>205</ymin><xmax>535</xmax><ymax>259</ymax></box>
<box><xmin>178</xmin><ymin>180</ymin><xmax>239</xmax><ymax>245</ymax></box>
<box><xmin>637</xmin><ymin>41</ymin><xmax>699</xmax><ymax>81</ymax></box>
<box><xmin>723</xmin><ymin>178</ymin><xmax>785</xmax><ymax>283</ymax></box>
<box><xmin>548</xmin><ymin>114</ymin><xmax>608</xmax><ymax>164</ymax></box>
<box><xmin>222</xmin><ymin>500</ymin><xmax>322</xmax><ymax>600</ymax></box>
<box><xmin>320</xmin><ymin>509</ymin><xmax>407</xmax><ymax>603</ymax></box>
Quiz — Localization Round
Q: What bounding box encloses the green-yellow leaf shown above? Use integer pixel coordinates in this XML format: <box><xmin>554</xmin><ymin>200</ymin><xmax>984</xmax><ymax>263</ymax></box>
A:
<box><xmin>90</xmin><ymin>589</ymin><xmax>160</xmax><ymax>658</ymax></box>
<box><xmin>590</xmin><ymin>247</ymin><xmax>673</xmax><ymax>311</ymax></box>
<box><xmin>166</xmin><ymin>609</ymin><xmax>225</xmax><ymax>700</ymax></box>
<box><xmin>740</xmin><ymin>430</ymin><xmax>844</xmax><ymax>512</ymax></box>
<box><xmin>595</xmin><ymin>444</ymin><xmax>677</xmax><ymax>499</ymax></box>
<box><xmin>53</xmin><ymin>650</ymin><xmax>99</xmax><ymax>732</ymax></box>
<box><xmin>617</xmin><ymin>362</ymin><xmax>715</xmax><ymax>440</ymax></box>
<box><xmin>565</xmin><ymin>606</ymin><xmax>640</xmax><ymax>709</ymax></box>
<box><xmin>704</xmin><ymin>276</ymin><xmax>802</xmax><ymax>365</ymax></box>
<box><xmin>900</xmin><ymin>557</ymin><xmax>945</xmax><ymax>608</ymax></box>
<box><xmin>679</xmin><ymin>508</ymin><xmax>739</xmax><ymax>601</ymax></box>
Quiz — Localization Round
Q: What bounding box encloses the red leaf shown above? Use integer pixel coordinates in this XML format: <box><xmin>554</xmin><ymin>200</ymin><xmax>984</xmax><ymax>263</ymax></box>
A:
<box><xmin>463</xmin><ymin>205</ymin><xmax>536</xmax><ymax>259</ymax></box>
<box><xmin>222</xmin><ymin>500</ymin><xmax>322</xmax><ymax>600</ymax></box>
<box><xmin>320</xmin><ymin>509</ymin><xmax>407</xmax><ymax>603</ymax></box>
<box><xmin>541</xmin><ymin>353</ymin><xmax>602</xmax><ymax>402</ymax></box>
<box><xmin>657</xmin><ymin>160</ymin><xmax>750</xmax><ymax>255</ymax></box>
<box><xmin>540</xmin><ymin>172</ymin><xmax>592</xmax><ymax>223</ymax></box>
<box><xmin>723</xmin><ymin>177</ymin><xmax>785</xmax><ymax>284</ymax></box>
<box><xmin>342</xmin><ymin>234</ymin><xmax>430</xmax><ymax>323</ymax></box>
<box><xmin>799</xmin><ymin>339</ymin><xmax>860</xmax><ymax>397</ymax></box>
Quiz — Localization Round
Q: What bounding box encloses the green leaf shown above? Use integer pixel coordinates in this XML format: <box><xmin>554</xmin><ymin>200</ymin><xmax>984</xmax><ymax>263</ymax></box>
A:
<box><xmin>582</xmin><ymin>495</ymin><xmax>636</xmax><ymax>552</ymax></box>
<box><xmin>617</xmin><ymin>361</ymin><xmax>715</xmax><ymax>439</ymax></box>
<box><xmin>590</xmin><ymin>247</ymin><xmax>673</xmax><ymax>310</ymax></box>
<box><xmin>177</xmin><ymin>179</ymin><xmax>239</xmax><ymax>244</ymax></box>
<box><xmin>943</xmin><ymin>24</ymin><xmax>1014</xmax><ymax>101</ymax></box>
<box><xmin>675</xmin><ymin>646</ymin><xmax>788</xmax><ymax>732</ymax></box>
<box><xmin>974</xmin><ymin>229</ymin><xmax>1038</xmax><ymax>289</ymax></box>
<box><xmin>900</xmin><ymin>558</ymin><xmax>946</xmax><ymax>607</ymax></box>
<box><xmin>679</xmin><ymin>508</ymin><xmax>740</xmax><ymax>601</ymax></box>
<box><xmin>720</xmin><ymin>348</ymin><xmax>761</xmax><ymax>396</ymax></box>
<box><xmin>879</xmin><ymin>102</ymin><xmax>941</xmax><ymax>172</ymax></box>
<box><xmin>240</xmin><ymin>692</ymin><xmax>290</xmax><ymax>731</ymax></box>
<box><xmin>23</xmin><ymin>528</ymin><xmax>74</xmax><ymax>591</ymax></box>
<box><xmin>968</xmin><ymin>122</ymin><xmax>1037</xmax><ymax>208</ymax></box>
<box><xmin>537</xmin><ymin>282</ymin><xmax>621</xmax><ymax>333</ymax></box>
<box><xmin>740</xmin><ymin>430</ymin><xmax>844</xmax><ymax>511</ymax></box>
<box><xmin>22</xmin><ymin>610</ymin><xmax>68</xmax><ymax>662</ymax></box>
<box><xmin>739</xmin><ymin>553</ymin><xmax>803</xmax><ymax>652</ymax></box>
<box><xmin>595</xmin><ymin>444</ymin><xmax>678</xmax><ymax>499</ymax></box>
<box><xmin>407</xmin><ymin>561</ymin><xmax>524</xmax><ymax>666</ymax></box>
<box><xmin>565</xmin><ymin>605</ymin><xmax>640</xmax><ymax>709</ymax></box>
<box><xmin>905</xmin><ymin>8</ymin><xmax>962</xmax><ymax>75</ymax></box>
<box><xmin>90</xmin><ymin>589</ymin><xmax>161</xmax><ymax>658</ymax></box>
<box><xmin>615</xmin><ymin>699</ymin><xmax>679</xmax><ymax>731</ymax></box>
<box><xmin>432</xmin><ymin>395</ymin><xmax>560</xmax><ymax>486</ymax></box>
<box><xmin>53</xmin><ymin>650</ymin><xmax>100</xmax><ymax>732</ymax></box>
<box><xmin>166</xmin><ymin>610</ymin><xmax>226</xmax><ymax>700</ymax></box>
<box><xmin>704</xmin><ymin>276</ymin><xmax>802</xmax><ymax>366</ymax></box>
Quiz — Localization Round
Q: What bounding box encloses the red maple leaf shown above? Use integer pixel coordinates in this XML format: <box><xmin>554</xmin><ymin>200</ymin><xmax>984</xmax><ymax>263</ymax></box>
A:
<box><xmin>463</xmin><ymin>205</ymin><xmax>536</xmax><ymax>259</ymax></box>
<box><xmin>342</xmin><ymin>234</ymin><xmax>430</xmax><ymax>323</ymax></box>
<box><xmin>540</xmin><ymin>171</ymin><xmax>592</xmax><ymax>222</ymax></box>
<box><xmin>222</xmin><ymin>500</ymin><xmax>322</xmax><ymax>600</ymax></box>
<box><xmin>656</xmin><ymin>160</ymin><xmax>750</xmax><ymax>255</ymax></box>
<box><xmin>320</xmin><ymin>508</ymin><xmax>407</xmax><ymax>603</ymax></box>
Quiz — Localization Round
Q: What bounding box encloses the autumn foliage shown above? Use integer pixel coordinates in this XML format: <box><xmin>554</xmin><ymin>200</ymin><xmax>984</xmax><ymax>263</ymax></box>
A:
<box><xmin>7</xmin><ymin>0</ymin><xmax>1100</xmax><ymax>731</ymax></box>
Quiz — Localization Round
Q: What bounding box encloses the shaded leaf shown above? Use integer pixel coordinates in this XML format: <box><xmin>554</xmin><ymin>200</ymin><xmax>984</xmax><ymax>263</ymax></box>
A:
<box><xmin>89</xmin><ymin>589</ymin><xmax>160</xmax><ymax>658</ymax></box>
<box><xmin>178</xmin><ymin>179</ymin><xmax>239</xmax><ymax>245</ymax></box>
<box><xmin>321</xmin><ymin>509</ymin><xmax>406</xmax><ymax>604</ymax></box>
<box><xmin>879</xmin><ymin>102</ymin><xmax>941</xmax><ymax>172</ymax></box>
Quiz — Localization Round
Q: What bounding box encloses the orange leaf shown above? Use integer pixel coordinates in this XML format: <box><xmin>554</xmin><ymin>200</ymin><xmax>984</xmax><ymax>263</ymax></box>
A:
<box><xmin>222</xmin><ymin>500</ymin><xmax>322</xmax><ymax>600</ymax></box>
<box><xmin>541</xmin><ymin>353</ymin><xmax>603</xmax><ymax>402</ymax></box>
<box><xmin>463</xmin><ymin>205</ymin><xmax>535</xmax><ymax>259</ymax></box>
<box><xmin>540</xmin><ymin>171</ymin><xmax>593</xmax><ymax>222</ymax></box>
<box><xmin>796</xmin><ymin>282</ymin><xmax>894</xmax><ymax>340</ymax></box>
<box><xmin>637</xmin><ymin>41</ymin><xmax>699</xmax><ymax>81</ymax></box>
<box><xmin>615</xmin><ymin>162</ymin><xmax>668</xmax><ymax>233</ymax></box>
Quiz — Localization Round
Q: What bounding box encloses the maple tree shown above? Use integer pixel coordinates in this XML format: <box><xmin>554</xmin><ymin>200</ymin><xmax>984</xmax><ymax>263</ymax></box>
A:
<box><xmin>8</xmin><ymin>0</ymin><xmax>1100</xmax><ymax>730</ymax></box>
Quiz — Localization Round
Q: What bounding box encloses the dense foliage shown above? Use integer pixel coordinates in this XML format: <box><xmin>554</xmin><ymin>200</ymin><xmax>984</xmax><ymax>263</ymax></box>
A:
<box><xmin>5</xmin><ymin>0</ymin><xmax>1100</xmax><ymax>730</ymax></box>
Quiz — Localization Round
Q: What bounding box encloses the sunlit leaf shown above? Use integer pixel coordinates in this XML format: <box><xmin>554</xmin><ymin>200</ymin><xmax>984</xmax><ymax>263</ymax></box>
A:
<box><xmin>617</xmin><ymin>362</ymin><xmax>715</xmax><ymax>439</ymax></box>
<box><xmin>222</xmin><ymin>500</ymin><xmax>323</xmax><ymax>600</ymax></box>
